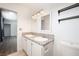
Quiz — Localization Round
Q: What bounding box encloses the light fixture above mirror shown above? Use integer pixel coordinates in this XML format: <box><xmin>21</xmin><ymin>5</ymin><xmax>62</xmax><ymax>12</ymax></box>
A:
<box><xmin>32</xmin><ymin>10</ymin><xmax>49</xmax><ymax>19</ymax></box>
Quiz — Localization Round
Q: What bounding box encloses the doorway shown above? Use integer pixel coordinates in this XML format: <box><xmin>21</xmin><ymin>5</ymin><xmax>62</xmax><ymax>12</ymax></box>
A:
<box><xmin>0</xmin><ymin>8</ymin><xmax>17</xmax><ymax>56</ymax></box>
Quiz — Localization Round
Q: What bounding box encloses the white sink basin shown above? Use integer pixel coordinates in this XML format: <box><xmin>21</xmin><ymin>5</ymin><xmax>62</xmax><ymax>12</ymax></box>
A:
<box><xmin>25</xmin><ymin>35</ymin><xmax>35</xmax><ymax>38</ymax></box>
<box><xmin>34</xmin><ymin>37</ymin><xmax>48</xmax><ymax>42</ymax></box>
<box><xmin>25</xmin><ymin>35</ymin><xmax>48</xmax><ymax>42</ymax></box>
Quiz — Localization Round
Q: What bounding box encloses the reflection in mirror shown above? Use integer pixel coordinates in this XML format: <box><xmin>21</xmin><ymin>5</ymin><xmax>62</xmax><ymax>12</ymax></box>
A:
<box><xmin>41</xmin><ymin>15</ymin><xmax>50</xmax><ymax>30</ymax></box>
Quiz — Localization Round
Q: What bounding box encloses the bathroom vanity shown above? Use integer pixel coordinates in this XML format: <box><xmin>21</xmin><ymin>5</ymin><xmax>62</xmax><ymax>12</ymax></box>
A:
<box><xmin>22</xmin><ymin>33</ymin><xmax>54</xmax><ymax>56</ymax></box>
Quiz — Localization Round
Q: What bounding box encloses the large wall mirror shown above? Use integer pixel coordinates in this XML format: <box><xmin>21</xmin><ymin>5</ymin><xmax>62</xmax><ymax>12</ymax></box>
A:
<box><xmin>41</xmin><ymin>14</ymin><xmax>50</xmax><ymax>30</ymax></box>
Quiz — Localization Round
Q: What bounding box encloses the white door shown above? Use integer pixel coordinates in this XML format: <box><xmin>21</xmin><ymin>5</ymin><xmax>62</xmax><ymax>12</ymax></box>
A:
<box><xmin>22</xmin><ymin>37</ymin><xmax>27</xmax><ymax>53</ymax></box>
<box><xmin>31</xmin><ymin>42</ymin><xmax>42</xmax><ymax>56</ymax></box>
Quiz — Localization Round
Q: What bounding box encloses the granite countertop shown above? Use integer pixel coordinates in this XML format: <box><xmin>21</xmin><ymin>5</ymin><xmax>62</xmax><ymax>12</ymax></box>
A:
<box><xmin>22</xmin><ymin>33</ymin><xmax>54</xmax><ymax>46</ymax></box>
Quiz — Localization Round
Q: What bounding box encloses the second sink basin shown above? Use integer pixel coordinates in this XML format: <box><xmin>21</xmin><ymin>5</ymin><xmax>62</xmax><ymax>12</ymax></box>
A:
<box><xmin>34</xmin><ymin>37</ymin><xmax>48</xmax><ymax>42</ymax></box>
<box><xmin>25</xmin><ymin>35</ymin><xmax>35</xmax><ymax>38</ymax></box>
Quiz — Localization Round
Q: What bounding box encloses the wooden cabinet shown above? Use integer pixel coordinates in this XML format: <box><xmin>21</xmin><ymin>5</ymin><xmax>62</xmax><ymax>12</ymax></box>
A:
<box><xmin>22</xmin><ymin>37</ymin><xmax>43</xmax><ymax>56</ymax></box>
<box><xmin>26</xmin><ymin>39</ymin><xmax>32</xmax><ymax>56</ymax></box>
<box><xmin>22</xmin><ymin>36</ymin><xmax>53</xmax><ymax>56</ymax></box>
<box><xmin>22</xmin><ymin>37</ymin><xmax>32</xmax><ymax>56</ymax></box>
<box><xmin>31</xmin><ymin>42</ymin><xmax>43</xmax><ymax>56</ymax></box>
<box><xmin>22</xmin><ymin>37</ymin><xmax>27</xmax><ymax>53</ymax></box>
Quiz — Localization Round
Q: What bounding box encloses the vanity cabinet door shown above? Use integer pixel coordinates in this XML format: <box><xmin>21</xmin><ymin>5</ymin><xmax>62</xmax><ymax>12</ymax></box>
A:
<box><xmin>23</xmin><ymin>38</ymin><xmax>27</xmax><ymax>53</ymax></box>
<box><xmin>26</xmin><ymin>39</ymin><xmax>32</xmax><ymax>56</ymax></box>
<box><xmin>31</xmin><ymin>42</ymin><xmax>43</xmax><ymax>56</ymax></box>
<box><xmin>22</xmin><ymin>37</ymin><xmax>27</xmax><ymax>53</ymax></box>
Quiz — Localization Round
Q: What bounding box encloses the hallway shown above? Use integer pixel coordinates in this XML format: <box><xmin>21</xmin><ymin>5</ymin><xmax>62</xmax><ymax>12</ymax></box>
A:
<box><xmin>0</xmin><ymin>36</ymin><xmax>17</xmax><ymax>56</ymax></box>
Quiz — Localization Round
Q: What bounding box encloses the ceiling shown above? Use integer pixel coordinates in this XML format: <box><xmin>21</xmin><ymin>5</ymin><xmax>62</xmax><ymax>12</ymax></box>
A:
<box><xmin>24</xmin><ymin>3</ymin><xmax>54</xmax><ymax>15</ymax></box>
<box><xmin>2</xmin><ymin>10</ymin><xmax>17</xmax><ymax>20</ymax></box>
<box><xmin>0</xmin><ymin>3</ymin><xmax>74</xmax><ymax>15</ymax></box>
<box><xmin>20</xmin><ymin>3</ymin><xmax>74</xmax><ymax>15</ymax></box>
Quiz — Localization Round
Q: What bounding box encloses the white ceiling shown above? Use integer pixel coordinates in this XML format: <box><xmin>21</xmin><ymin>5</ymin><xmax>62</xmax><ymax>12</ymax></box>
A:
<box><xmin>24</xmin><ymin>3</ymin><xmax>54</xmax><ymax>15</ymax></box>
<box><xmin>2</xmin><ymin>10</ymin><xmax>17</xmax><ymax>20</ymax></box>
<box><xmin>20</xmin><ymin>3</ymin><xmax>74</xmax><ymax>15</ymax></box>
<box><xmin>0</xmin><ymin>3</ymin><xmax>74</xmax><ymax>15</ymax></box>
